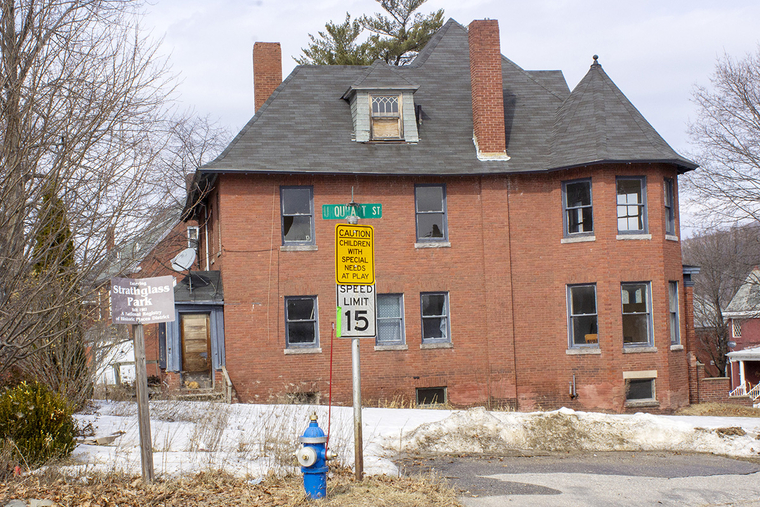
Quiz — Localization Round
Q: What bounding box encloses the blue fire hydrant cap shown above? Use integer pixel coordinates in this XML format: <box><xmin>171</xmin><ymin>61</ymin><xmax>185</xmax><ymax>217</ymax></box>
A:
<box><xmin>299</xmin><ymin>414</ymin><xmax>327</xmax><ymax>444</ymax></box>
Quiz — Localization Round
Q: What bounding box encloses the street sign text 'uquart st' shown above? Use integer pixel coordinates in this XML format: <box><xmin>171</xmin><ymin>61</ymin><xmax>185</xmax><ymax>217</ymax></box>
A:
<box><xmin>335</xmin><ymin>223</ymin><xmax>375</xmax><ymax>285</ymax></box>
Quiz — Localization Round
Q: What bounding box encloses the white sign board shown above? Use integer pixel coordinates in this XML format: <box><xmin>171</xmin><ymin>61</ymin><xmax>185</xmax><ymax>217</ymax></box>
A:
<box><xmin>336</xmin><ymin>284</ymin><xmax>376</xmax><ymax>338</ymax></box>
<box><xmin>111</xmin><ymin>276</ymin><xmax>176</xmax><ymax>324</ymax></box>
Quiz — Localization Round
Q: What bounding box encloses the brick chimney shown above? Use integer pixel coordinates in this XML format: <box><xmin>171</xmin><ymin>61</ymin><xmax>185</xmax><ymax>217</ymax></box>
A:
<box><xmin>253</xmin><ymin>42</ymin><xmax>282</xmax><ymax>112</ymax></box>
<box><xmin>468</xmin><ymin>20</ymin><xmax>508</xmax><ymax>160</ymax></box>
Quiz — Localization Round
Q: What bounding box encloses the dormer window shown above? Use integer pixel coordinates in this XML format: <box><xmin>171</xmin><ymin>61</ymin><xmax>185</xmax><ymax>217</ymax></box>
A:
<box><xmin>371</xmin><ymin>95</ymin><xmax>402</xmax><ymax>140</ymax></box>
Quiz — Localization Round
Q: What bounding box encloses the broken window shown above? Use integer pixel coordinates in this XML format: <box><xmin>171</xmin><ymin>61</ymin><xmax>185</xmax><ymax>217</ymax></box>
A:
<box><xmin>377</xmin><ymin>294</ymin><xmax>405</xmax><ymax>346</ymax></box>
<box><xmin>621</xmin><ymin>282</ymin><xmax>652</xmax><ymax>346</ymax></box>
<box><xmin>280</xmin><ymin>186</ymin><xmax>314</xmax><ymax>245</ymax></box>
<box><xmin>417</xmin><ymin>386</ymin><xmax>446</xmax><ymax>405</ymax></box>
<box><xmin>371</xmin><ymin>95</ymin><xmax>402</xmax><ymax>140</ymax></box>
<box><xmin>285</xmin><ymin>296</ymin><xmax>318</xmax><ymax>348</ymax></box>
<box><xmin>568</xmin><ymin>284</ymin><xmax>598</xmax><ymax>347</ymax></box>
<box><xmin>563</xmin><ymin>179</ymin><xmax>593</xmax><ymax>236</ymax></box>
<box><xmin>421</xmin><ymin>292</ymin><xmax>450</xmax><ymax>343</ymax></box>
<box><xmin>617</xmin><ymin>177</ymin><xmax>647</xmax><ymax>233</ymax></box>
<box><xmin>415</xmin><ymin>184</ymin><xmax>447</xmax><ymax>241</ymax></box>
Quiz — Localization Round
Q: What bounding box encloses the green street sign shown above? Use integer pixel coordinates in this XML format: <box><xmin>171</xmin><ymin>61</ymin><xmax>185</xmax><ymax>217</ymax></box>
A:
<box><xmin>322</xmin><ymin>203</ymin><xmax>382</xmax><ymax>220</ymax></box>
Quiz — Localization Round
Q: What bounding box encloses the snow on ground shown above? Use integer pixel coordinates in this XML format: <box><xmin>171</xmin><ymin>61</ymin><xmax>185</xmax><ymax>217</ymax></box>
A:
<box><xmin>69</xmin><ymin>401</ymin><xmax>760</xmax><ymax>479</ymax></box>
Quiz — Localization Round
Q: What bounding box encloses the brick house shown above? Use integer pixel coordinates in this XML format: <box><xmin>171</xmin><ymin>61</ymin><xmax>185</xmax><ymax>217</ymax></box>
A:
<box><xmin>179</xmin><ymin>18</ymin><xmax>698</xmax><ymax>412</ymax></box>
<box><xmin>723</xmin><ymin>267</ymin><xmax>760</xmax><ymax>401</ymax></box>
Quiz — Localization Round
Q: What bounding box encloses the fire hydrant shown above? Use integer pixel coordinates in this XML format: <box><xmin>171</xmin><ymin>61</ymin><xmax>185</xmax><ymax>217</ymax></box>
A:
<box><xmin>295</xmin><ymin>414</ymin><xmax>336</xmax><ymax>499</ymax></box>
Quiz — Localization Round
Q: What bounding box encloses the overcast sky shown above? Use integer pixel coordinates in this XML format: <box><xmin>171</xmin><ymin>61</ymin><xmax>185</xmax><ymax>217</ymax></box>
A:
<box><xmin>142</xmin><ymin>0</ymin><xmax>760</xmax><ymax>158</ymax></box>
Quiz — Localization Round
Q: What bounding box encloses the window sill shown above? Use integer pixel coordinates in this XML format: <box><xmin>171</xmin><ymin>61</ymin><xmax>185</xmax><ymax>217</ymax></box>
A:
<box><xmin>624</xmin><ymin>400</ymin><xmax>659</xmax><ymax>408</ymax></box>
<box><xmin>421</xmin><ymin>342</ymin><xmax>453</xmax><ymax>349</ymax></box>
<box><xmin>623</xmin><ymin>346</ymin><xmax>658</xmax><ymax>354</ymax></box>
<box><xmin>616</xmin><ymin>234</ymin><xmax>652</xmax><ymax>241</ymax></box>
<box><xmin>281</xmin><ymin>245</ymin><xmax>318</xmax><ymax>252</ymax></box>
<box><xmin>665</xmin><ymin>234</ymin><xmax>679</xmax><ymax>242</ymax></box>
<box><xmin>566</xmin><ymin>348</ymin><xmax>601</xmax><ymax>355</ymax></box>
<box><xmin>561</xmin><ymin>235</ymin><xmax>595</xmax><ymax>244</ymax></box>
<box><xmin>415</xmin><ymin>241</ymin><xmax>451</xmax><ymax>249</ymax></box>
<box><xmin>284</xmin><ymin>347</ymin><xmax>322</xmax><ymax>355</ymax></box>
<box><xmin>374</xmin><ymin>344</ymin><xmax>408</xmax><ymax>351</ymax></box>
<box><xmin>670</xmin><ymin>344</ymin><xmax>684</xmax><ymax>351</ymax></box>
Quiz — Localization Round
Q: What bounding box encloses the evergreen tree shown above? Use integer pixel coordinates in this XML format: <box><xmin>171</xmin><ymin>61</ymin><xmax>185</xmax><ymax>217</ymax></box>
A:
<box><xmin>296</xmin><ymin>0</ymin><xmax>444</xmax><ymax>66</ymax></box>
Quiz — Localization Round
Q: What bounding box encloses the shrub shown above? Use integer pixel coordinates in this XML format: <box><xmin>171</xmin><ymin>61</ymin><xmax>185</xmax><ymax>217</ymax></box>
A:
<box><xmin>0</xmin><ymin>381</ymin><xmax>76</xmax><ymax>468</ymax></box>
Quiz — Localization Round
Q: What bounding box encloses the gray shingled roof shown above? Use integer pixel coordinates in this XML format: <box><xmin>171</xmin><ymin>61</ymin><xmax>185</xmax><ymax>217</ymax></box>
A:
<box><xmin>197</xmin><ymin>19</ymin><xmax>695</xmax><ymax>183</ymax></box>
<box><xmin>724</xmin><ymin>267</ymin><xmax>760</xmax><ymax>317</ymax></box>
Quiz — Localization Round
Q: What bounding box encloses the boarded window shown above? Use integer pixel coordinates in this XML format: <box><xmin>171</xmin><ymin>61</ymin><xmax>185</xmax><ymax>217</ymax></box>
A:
<box><xmin>371</xmin><ymin>95</ymin><xmax>401</xmax><ymax>139</ymax></box>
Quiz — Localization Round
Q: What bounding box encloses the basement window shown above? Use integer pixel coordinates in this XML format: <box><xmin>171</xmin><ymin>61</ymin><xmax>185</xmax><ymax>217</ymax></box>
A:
<box><xmin>625</xmin><ymin>378</ymin><xmax>655</xmax><ymax>401</ymax></box>
<box><xmin>417</xmin><ymin>387</ymin><xmax>446</xmax><ymax>406</ymax></box>
<box><xmin>371</xmin><ymin>95</ymin><xmax>402</xmax><ymax>140</ymax></box>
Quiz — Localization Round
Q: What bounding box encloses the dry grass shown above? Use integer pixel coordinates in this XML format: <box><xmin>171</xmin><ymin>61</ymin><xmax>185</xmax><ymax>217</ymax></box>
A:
<box><xmin>0</xmin><ymin>467</ymin><xmax>462</xmax><ymax>507</ymax></box>
<box><xmin>676</xmin><ymin>403</ymin><xmax>760</xmax><ymax>418</ymax></box>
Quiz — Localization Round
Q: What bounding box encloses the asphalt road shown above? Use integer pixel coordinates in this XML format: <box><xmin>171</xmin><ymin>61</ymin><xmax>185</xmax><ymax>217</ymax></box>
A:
<box><xmin>396</xmin><ymin>451</ymin><xmax>760</xmax><ymax>506</ymax></box>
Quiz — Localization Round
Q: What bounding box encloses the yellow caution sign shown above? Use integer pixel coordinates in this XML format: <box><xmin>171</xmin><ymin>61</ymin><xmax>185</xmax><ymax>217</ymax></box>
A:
<box><xmin>335</xmin><ymin>223</ymin><xmax>375</xmax><ymax>285</ymax></box>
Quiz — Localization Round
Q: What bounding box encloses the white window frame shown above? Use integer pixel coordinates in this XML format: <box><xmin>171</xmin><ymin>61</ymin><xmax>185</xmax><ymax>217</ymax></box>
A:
<box><xmin>187</xmin><ymin>225</ymin><xmax>199</xmax><ymax>248</ymax></box>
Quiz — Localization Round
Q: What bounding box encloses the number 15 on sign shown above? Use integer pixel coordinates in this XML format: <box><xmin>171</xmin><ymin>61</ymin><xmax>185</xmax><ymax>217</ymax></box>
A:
<box><xmin>336</xmin><ymin>284</ymin><xmax>376</xmax><ymax>338</ymax></box>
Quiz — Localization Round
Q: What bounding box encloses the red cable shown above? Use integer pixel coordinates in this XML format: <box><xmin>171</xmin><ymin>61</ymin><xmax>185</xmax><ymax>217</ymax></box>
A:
<box><xmin>326</xmin><ymin>321</ymin><xmax>335</xmax><ymax>448</ymax></box>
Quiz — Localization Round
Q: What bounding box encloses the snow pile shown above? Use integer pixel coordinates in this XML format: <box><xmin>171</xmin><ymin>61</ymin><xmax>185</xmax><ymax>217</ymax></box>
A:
<box><xmin>394</xmin><ymin>407</ymin><xmax>760</xmax><ymax>458</ymax></box>
<box><xmin>70</xmin><ymin>401</ymin><xmax>760</xmax><ymax>478</ymax></box>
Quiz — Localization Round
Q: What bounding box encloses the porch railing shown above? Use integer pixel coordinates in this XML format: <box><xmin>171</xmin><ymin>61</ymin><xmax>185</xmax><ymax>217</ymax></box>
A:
<box><xmin>729</xmin><ymin>382</ymin><xmax>749</xmax><ymax>397</ymax></box>
<box><xmin>748</xmin><ymin>382</ymin><xmax>760</xmax><ymax>401</ymax></box>
<box><xmin>221</xmin><ymin>365</ymin><xmax>233</xmax><ymax>404</ymax></box>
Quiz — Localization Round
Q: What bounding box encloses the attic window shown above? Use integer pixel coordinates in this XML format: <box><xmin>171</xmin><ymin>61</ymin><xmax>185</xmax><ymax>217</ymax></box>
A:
<box><xmin>371</xmin><ymin>95</ymin><xmax>402</xmax><ymax>140</ymax></box>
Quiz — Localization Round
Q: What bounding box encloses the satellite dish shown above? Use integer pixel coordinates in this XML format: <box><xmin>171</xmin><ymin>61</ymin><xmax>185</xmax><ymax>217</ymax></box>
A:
<box><xmin>171</xmin><ymin>248</ymin><xmax>196</xmax><ymax>272</ymax></box>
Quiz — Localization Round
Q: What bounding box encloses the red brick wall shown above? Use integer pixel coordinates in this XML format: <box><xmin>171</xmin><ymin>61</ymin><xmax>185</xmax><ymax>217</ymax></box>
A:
<box><xmin>206</xmin><ymin>162</ymin><xmax>692</xmax><ymax>412</ymax></box>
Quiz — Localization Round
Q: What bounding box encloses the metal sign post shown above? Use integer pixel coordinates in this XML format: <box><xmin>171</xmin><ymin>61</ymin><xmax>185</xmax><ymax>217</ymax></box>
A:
<box><xmin>111</xmin><ymin>276</ymin><xmax>175</xmax><ymax>483</ymax></box>
<box><xmin>331</xmin><ymin>200</ymin><xmax>378</xmax><ymax>481</ymax></box>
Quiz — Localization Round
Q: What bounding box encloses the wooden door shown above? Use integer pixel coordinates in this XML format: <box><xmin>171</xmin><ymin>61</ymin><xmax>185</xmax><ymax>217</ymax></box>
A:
<box><xmin>181</xmin><ymin>313</ymin><xmax>211</xmax><ymax>372</ymax></box>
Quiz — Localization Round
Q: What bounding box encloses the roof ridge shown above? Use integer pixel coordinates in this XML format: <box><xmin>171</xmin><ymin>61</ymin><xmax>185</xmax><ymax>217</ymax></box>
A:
<box><xmin>408</xmin><ymin>18</ymin><xmax>466</xmax><ymax>68</ymax></box>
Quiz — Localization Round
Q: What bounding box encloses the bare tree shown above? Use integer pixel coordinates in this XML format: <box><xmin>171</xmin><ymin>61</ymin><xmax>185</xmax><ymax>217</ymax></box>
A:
<box><xmin>684</xmin><ymin>46</ymin><xmax>760</xmax><ymax>226</ymax></box>
<box><xmin>682</xmin><ymin>225</ymin><xmax>760</xmax><ymax>375</ymax></box>
<box><xmin>0</xmin><ymin>0</ymin><xmax>213</xmax><ymax>383</ymax></box>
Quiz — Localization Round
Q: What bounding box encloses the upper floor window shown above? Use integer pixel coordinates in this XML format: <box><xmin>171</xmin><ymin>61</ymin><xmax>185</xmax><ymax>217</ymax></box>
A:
<box><xmin>621</xmin><ymin>282</ymin><xmax>653</xmax><ymax>346</ymax></box>
<box><xmin>187</xmin><ymin>226</ymin><xmax>199</xmax><ymax>248</ymax></box>
<box><xmin>664</xmin><ymin>178</ymin><xmax>675</xmax><ymax>236</ymax></box>
<box><xmin>617</xmin><ymin>177</ymin><xmax>647</xmax><ymax>233</ymax></box>
<box><xmin>415</xmin><ymin>184</ymin><xmax>447</xmax><ymax>241</ymax></box>
<box><xmin>371</xmin><ymin>95</ymin><xmax>402</xmax><ymax>140</ymax></box>
<box><xmin>421</xmin><ymin>292</ymin><xmax>450</xmax><ymax>344</ymax></box>
<box><xmin>563</xmin><ymin>179</ymin><xmax>593</xmax><ymax>236</ymax></box>
<box><xmin>280</xmin><ymin>186</ymin><xmax>314</xmax><ymax>245</ymax></box>
<box><xmin>377</xmin><ymin>294</ymin><xmax>405</xmax><ymax>346</ymax></box>
<box><xmin>567</xmin><ymin>284</ymin><xmax>598</xmax><ymax>347</ymax></box>
<box><xmin>285</xmin><ymin>296</ymin><xmax>318</xmax><ymax>348</ymax></box>
<box><xmin>669</xmin><ymin>281</ymin><xmax>680</xmax><ymax>345</ymax></box>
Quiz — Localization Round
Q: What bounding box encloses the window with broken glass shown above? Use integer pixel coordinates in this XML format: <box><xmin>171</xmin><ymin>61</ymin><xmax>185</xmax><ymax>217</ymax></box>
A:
<box><xmin>567</xmin><ymin>284</ymin><xmax>598</xmax><ymax>347</ymax></box>
<box><xmin>280</xmin><ymin>186</ymin><xmax>314</xmax><ymax>245</ymax></box>
<box><xmin>421</xmin><ymin>292</ymin><xmax>450</xmax><ymax>344</ymax></box>
<box><xmin>415</xmin><ymin>184</ymin><xmax>447</xmax><ymax>241</ymax></box>
<box><xmin>285</xmin><ymin>296</ymin><xmax>318</xmax><ymax>348</ymax></box>
<box><xmin>563</xmin><ymin>179</ymin><xmax>593</xmax><ymax>236</ymax></box>
<box><xmin>371</xmin><ymin>95</ymin><xmax>402</xmax><ymax>140</ymax></box>
<box><xmin>621</xmin><ymin>282</ymin><xmax>653</xmax><ymax>346</ymax></box>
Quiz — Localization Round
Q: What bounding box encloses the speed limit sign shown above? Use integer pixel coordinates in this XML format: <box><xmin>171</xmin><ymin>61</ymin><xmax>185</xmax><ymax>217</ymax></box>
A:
<box><xmin>336</xmin><ymin>284</ymin><xmax>376</xmax><ymax>338</ymax></box>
